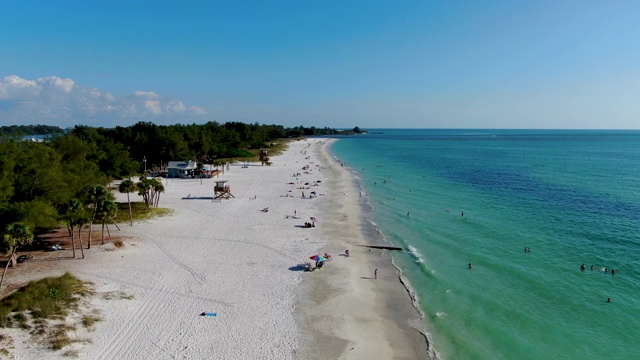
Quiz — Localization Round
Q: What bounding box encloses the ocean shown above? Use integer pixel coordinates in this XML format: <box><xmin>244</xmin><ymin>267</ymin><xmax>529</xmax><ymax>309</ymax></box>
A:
<box><xmin>328</xmin><ymin>129</ymin><xmax>640</xmax><ymax>360</ymax></box>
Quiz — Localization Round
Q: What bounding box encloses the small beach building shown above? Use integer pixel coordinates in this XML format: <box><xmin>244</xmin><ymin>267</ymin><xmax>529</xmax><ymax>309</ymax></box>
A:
<box><xmin>167</xmin><ymin>160</ymin><xmax>198</xmax><ymax>178</ymax></box>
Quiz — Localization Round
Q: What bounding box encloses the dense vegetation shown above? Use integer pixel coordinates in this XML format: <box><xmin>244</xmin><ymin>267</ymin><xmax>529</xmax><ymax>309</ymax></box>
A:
<box><xmin>0</xmin><ymin>125</ymin><xmax>64</xmax><ymax>137</ymax></box>
<box><xmin>0</xmin><ymin>121</ymin><xmax>342</xmax><ymax>236</ymax></box>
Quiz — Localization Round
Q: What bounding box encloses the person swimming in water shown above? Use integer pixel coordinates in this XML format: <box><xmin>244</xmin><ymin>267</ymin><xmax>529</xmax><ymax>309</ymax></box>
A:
<box><xmin>580</xmin><ymin>263</ymin><xmax>586</xmax><ymax>271</ymax></box>
<box><xmin>468</xmin><ymin>263</ymin><xmax>473</xmax><ymax>269</ymax></box>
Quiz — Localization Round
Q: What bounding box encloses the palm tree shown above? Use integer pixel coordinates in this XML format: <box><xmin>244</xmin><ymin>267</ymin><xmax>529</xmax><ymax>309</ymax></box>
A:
<box><xmin>61</xmin><ymin>198</ymin><xmax>86</xmax><ymax>258</ymax></box>
<box><xmin>0</xmin><ymin>222</ymin><xmax>34</xmax><ymax>290</ymax></box>
<box><xmin>212</xmin><ymin>159</ymin><xmax>223</xmax><ymax>177</ymax></box>
<box><xmin>136</xmin><ymin>178</ymin><xmax>152</xmax><ymax>208</ymax></box>
<box><xmin>118</xmin><ymin>179</ymin><xmax>136</xmax><ymax>226</ymax></box>
<box><xmin>151</xmin><ymin>179</ymin><xmax>164</xmax><ymax>207</ymax></box>
<box><xmin>95</xmin><ymin>199</ymin><xmax>118</xmax><ymax>244</ymax></box>
<box><xmin>196</xmin><ymin>162</ymin><xmax>204</xmax><ymax>185</ymax></box>
<box><xmin>75</xmin><ymin>215</ymin><xmax>89</xmax><ymax>259</ymax></box>
<box><xmin>137</xmin><ymin>178</ymin><xmax>165</xmax><ymax>208</ymax></box>
<box><xmin>87</xmin><ymin>185</ymin><xmax>113</xmax><ymax>249</ymax></box>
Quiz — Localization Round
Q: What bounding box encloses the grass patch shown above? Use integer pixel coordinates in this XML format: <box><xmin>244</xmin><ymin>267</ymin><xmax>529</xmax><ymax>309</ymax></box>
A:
<box><xmin>63</xmin><ymin>349</ymin><xmax>79</xmax><ymax>357</ymax></box>
<box><xmin>0</xmin><ymin>273</ymin><xmax>95</xmax><ymax>354</ymax></box>
<box><xmin>0</xmin><ymin>273</ymin><xmax>92</xmax><ymax>328</ymax></box>
<box><xmin>262</xmin><ymin>139</ymin><xmax>291</xmax><ymax>157</ymax></box>
<box><xmin>219</xmin><ymin>138</ymin><xmax>292</xmax><ymax>164</ymax></box>
<box><xmin>114</xmin><ymin>202</ymin><xmax>172</xmax><ymax>223</ymax></box>
<box><xmin>0</xmin><ymin>332</ymin><xmax>13</xmax><ymax>358</ymax></box>
<box><xmin>81</xmin><ymin>313</ymin><xmax>101</xmax><ymax>329</ymax></box>
<box><xmin>102</xmin><ymin>291</ymin><xmax>134</xmax><ymax>300</ymax></box>
<box><xmin>0</xmin><ymin>274</ymin><xmax>128</xmax><ymax>356</ymax></box>
<box><xmin>49</xmin><ymin>324</ymin><xmax>75</xmax><ymax>350</ymax></box>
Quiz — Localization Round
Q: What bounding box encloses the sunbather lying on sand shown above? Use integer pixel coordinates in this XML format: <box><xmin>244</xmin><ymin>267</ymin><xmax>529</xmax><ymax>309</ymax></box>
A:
<box><xmin>261</xmin><ymin>207</ymin><xmax>269</xmax><ymax>212</ymax></box>
<box><xmin>304</xmin><ymin>261</ymin><xmax>315</xmax><ymax>271</ymax></box>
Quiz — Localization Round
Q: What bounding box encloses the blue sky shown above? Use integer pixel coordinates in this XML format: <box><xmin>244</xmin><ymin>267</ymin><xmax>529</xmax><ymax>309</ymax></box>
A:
<box><xmin>1</xmin><ymin>0</ymin><xmax>639</xmax><ymax>129</ymax></box>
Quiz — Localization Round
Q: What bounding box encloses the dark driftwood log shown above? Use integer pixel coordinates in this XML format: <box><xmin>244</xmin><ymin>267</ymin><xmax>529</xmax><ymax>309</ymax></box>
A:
<box><xmin>358</xmin><ymin>245</ymin><xmax>403</xmax><ymax>251</ymax></box>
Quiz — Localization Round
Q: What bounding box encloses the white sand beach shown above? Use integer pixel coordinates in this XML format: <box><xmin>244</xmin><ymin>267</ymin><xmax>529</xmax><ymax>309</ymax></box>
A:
<box><xmin>1</xmin><ymin>138</ymin><xmax>430</xmax><ymax>359</ymax></box>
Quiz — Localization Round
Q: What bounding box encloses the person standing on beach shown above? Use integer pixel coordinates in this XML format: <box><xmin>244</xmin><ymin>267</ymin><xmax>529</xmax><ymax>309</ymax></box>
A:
<box><xmin>374</xmin><ymin>268</ymin><xmax>378</xmax><ymax>280</ymax></box>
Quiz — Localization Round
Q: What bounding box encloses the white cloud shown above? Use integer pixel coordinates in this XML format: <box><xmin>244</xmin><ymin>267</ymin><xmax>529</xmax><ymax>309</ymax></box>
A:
<box><xmin>133</xmin><ymin>90</ymin><xmax>159</xmax><ymax>99</ymax></box>
<box><xmin>0</xmin><ymin>75</ymin><xmax>75</xmax><ymax>100</ymax></box>
<box><xmin>0</xmin><ymin>75</ymin><xmax>207</xmax><ymax>127</ymax></box>
<box><xmin>144</xmin><ymin>100</ymin><xmax>162</xmax><ymax>115</ymax></box>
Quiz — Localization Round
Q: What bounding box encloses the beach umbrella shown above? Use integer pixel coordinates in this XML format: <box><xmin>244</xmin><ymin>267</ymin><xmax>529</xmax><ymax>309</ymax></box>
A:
<box><xmin>310</xmin><ymin>216</ymin><xmax>318</xmax><ymax>222</ymax></box>
<box><xmin>310</xmin><ymin>255</ymin><xmax>325</xmax><ymax>261</ymax></box>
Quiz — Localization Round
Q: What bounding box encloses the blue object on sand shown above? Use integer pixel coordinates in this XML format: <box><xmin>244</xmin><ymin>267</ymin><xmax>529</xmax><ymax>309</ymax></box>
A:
<box><xmin>200</xmin><ymin>312</ymin><xmax>217</xmax><ymax>317</ymax></box>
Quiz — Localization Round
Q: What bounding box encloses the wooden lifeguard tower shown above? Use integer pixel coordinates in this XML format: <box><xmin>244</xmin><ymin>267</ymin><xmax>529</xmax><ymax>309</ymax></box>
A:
<box><xmin>214</xmin><ymin>180</ymin><xmax>235</xmax><ymax>200</ymax></box>
<box><xmin>260</xmin><ymin>150</ymin><xmax>271</xmax><ymax>166</ymax></box>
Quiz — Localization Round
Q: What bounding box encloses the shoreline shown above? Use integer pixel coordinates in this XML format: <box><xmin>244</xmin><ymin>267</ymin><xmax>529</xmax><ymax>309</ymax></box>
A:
<box><xmin>297</xmin><ymin>139</ymin><xmax>434</xmax><ymax>359</ymax></box>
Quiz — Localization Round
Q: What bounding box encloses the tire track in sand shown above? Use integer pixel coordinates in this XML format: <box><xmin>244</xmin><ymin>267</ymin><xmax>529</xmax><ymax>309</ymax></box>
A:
<box><xmin>96</xmin><ymin>181</ymin><xmax>251</xmax><ymax>360</ymax></box>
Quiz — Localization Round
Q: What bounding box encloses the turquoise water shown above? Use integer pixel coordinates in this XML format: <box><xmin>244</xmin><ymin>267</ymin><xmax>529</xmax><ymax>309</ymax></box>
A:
<box><xmin>329</xmin><ymin>129</ymin><xmax>640</xmax><ymax>360</ymax></box>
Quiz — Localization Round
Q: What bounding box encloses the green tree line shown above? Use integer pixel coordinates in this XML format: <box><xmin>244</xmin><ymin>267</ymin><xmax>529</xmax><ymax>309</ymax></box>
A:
<box><xmin>0</xmin><ymin>124</ymin><xmax>65</xmax><ymax>137</ymax></box>
<box><xmin>0</xmin><ymin>120</ymin><xmax>339</xmax><ymax>234</ymax></box>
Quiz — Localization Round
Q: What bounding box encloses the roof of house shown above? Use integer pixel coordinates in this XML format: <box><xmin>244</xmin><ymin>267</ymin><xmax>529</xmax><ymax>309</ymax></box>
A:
<box><xmin>167</xmin><ymin>160</ymin><xmax>198</xmax><ymax>170</ymax></box>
